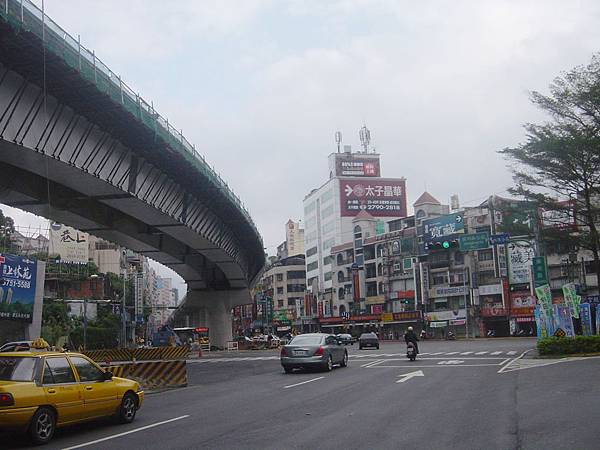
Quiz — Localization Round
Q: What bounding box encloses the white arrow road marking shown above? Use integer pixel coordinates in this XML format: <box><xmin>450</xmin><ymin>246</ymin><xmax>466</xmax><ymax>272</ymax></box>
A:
<box><xmin>506</xmin><ymin>351</ymin><xmax>517</xmax><ymax>355</ymax></box>
<box><xmin>61</xmin><ymin>415</ymin><xmax>191</xmax><ymax>450</ymax></box>
<box><xmin>437</xmin><ymin>360</ymin><xmax>464</xmax><ymax>365</ymax></box>
<box><xmin>283</xmin><ymin>377</ymin><xmax>325</xmax><ymax>389</ymax></box>
<box><xmin>396</xmin><ymin>370</ymin><xmax>425</xmax><ymax>383</ymax></box>
<box><xmin>475</xmin><ymin>351</ymin><xmax>488</xmax><ymax>355</ymax></box>
<box><xmin>490</xmin><ymin>351</ymin><xmax>503</xmax><ymax>355</ymax></box>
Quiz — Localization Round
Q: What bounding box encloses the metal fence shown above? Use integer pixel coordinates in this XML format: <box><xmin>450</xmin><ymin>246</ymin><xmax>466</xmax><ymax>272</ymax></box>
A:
<box><xmin>0</xmin><ymin>0</ymin><xmax>260</xmax><ymax>240</ymax></box>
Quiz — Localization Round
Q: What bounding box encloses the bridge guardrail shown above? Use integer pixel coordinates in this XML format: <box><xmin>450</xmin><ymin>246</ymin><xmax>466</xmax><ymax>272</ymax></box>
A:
<box><xmin>0</xmin><ymin>0</ymin><xmax>261</xmax><ymax>242</ymax></box>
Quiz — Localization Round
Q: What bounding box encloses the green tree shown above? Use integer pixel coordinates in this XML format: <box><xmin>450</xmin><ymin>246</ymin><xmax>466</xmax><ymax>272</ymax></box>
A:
<box><xmin>499</xmin><ymin>54</ymin><xmax>600</xmax><ymax>288</ymax></box>
<box><xmin>0</xmin><ymin>208</ymin><xmax>15</xmax><ymax>252</ymax></box>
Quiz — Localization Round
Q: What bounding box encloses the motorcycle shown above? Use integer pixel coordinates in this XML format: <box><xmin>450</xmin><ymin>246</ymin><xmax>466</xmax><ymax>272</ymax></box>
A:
<box><xmin>446</xmin><ymin>331</ymin><xmax>456</xmax><ymax>340</ymax></box>
<box><xmin>406</xmin><ymin>342</ymin><xmax>417</xmax><ymax>361</ymax></box>
<box><xmin>420</xmin><ymin>330</ymin><xmax>427</xmax><ymax>340</ymax></box>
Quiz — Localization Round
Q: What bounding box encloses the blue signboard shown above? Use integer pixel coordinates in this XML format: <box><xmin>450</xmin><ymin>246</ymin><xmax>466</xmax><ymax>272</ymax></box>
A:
<box><xmin>0</xmin><ymin>254</ymin><xmax>37</xmax><ymax>322</ymax></box>
<box><xmin>422</xmin><ymin>213</ymin><xmax>464</xmax><ymax>244</ymax></box>
<box><xmin>579</xmin><ymin>303</ymin><xmax>593</xmax><ymax>336</ymax></box>
<box><xmin>489</xmin><ymin>233</ymin><xmax>510</xmax><ymax>245</ymax></box>
<box><xmin>597</xmin><ymin>305</ymin><xmax>600</xmax><ymax>336</ymax></box>
<box><xmin>554</xmin><ymin>305</ymin><xmax>575</xmax><ymax>337</ymax></box>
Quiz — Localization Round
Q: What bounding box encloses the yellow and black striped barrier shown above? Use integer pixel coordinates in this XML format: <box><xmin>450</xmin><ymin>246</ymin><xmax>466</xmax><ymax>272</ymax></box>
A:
<box><xmin>84</xmin><ymin>346</ymin><xmax>189</xmax><ymax>363</ymax></box>
<box><xmin>102</xmin><ymin>360</ymin><xmax>187</xmax><ymax>390</ymax></box>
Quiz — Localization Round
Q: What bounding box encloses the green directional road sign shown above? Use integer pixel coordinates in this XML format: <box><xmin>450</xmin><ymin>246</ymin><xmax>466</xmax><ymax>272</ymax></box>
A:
<box><xmin>532</xmin><ymin>256</ymin><xmax>548</xmax><ymax>287</ymax></box>
<box><xmin>458</xmin><ymin>232</ymin><xmax>490</xmax><ymax>251</ymax></box>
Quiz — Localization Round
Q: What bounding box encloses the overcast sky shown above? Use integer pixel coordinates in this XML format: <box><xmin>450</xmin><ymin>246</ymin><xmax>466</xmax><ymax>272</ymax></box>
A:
<box><xmin>4</xmin><ymin>0</ymin><xmax>600</xmax><ymax>292</ymax></box>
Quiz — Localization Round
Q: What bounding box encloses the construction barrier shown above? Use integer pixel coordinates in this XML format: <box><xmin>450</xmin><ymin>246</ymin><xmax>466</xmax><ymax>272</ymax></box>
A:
<box><xmin>102</xmin><ymin>360</ymin><xmax>188</xmax><ymax>390</ymax></box>
<box><xmin>84</xmin><ymin>346</ymin><xmax>189</xmax><ymax>363</ymax></box>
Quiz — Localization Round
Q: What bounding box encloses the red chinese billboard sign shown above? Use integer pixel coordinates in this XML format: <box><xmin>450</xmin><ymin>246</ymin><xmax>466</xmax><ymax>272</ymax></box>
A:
<box><xmin>339</xmin><ymin>178</ymin><xmax>407</xmax><ymax>217</ymax></box>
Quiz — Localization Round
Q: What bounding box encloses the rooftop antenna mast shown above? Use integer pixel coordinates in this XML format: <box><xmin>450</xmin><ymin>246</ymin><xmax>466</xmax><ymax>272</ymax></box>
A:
<box><xmin>335</xmin><ymin>131</ymin><xmax>342</xmax><ymax>153</ymax></box>
<box><xmin>359</xmin><ymin>125</ymin><xmax>371</xmax><ymax>153</ymax></box>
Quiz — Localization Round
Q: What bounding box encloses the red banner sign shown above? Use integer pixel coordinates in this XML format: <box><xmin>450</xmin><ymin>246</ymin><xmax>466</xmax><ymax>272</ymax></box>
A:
<box><xmin>339</xmin><ymin>178</ymin><xmax>407</xmax><ymax>217</ymax></box>
<box><xmin>396</xmin><ymin>290</ymin><xmax>415</xmax><ymax>299</ymax></box>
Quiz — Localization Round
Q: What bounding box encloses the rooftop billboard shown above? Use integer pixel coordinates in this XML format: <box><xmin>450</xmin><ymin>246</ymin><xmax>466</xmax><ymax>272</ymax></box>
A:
<box><xmin>339</xmin><ymin>178</ymin><xmax>407</xmax><ymax>217</ymax></box>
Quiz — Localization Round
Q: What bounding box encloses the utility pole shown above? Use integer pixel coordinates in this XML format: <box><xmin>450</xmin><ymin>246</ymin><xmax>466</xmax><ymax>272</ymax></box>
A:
<box><xmin>122</xmin><ymin>269</ymin><xmax>127</xmax><ymax>348</ymax></box>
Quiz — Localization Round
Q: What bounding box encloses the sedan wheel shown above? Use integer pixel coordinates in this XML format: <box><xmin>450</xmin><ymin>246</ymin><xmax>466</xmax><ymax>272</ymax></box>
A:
<box><xmin>340</xmin><ymin>351</ymin><xmax>348</xmax><ymax>367</ymax></box>
<box><xmin>324</xmin><ymin>355</ymin><xmax>333</xmax><ymax>372</ymax></box>
<box><xmin>29</xmin><ymin>407</ymin><xmax>56</xmax><ymax>445</ymax></box>
<box><xmin>118</xmin><ymin>392</ymin><xmax>137</xmax><ymax>424</ymax></box>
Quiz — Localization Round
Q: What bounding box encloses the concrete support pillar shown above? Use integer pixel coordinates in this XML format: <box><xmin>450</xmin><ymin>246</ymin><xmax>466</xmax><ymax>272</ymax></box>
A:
<box><xmin>183</xmin><ymin>289</ymin><xmax>251</xmax><ymax>349</ymax></box>
<box><xmin>206</xmin><ymin>300</ymin><xmax>232</xmax><ymax>349</ymax></box>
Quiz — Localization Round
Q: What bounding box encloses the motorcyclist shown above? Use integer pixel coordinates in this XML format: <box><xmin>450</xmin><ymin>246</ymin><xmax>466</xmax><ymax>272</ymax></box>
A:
<box><xmin>404</xmin><ymin>326</ymin><xmax>419</xmax><ymax>354</ymax></box>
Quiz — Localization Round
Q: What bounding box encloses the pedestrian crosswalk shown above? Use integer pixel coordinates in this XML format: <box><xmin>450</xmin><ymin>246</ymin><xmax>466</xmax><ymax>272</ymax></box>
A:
<box><xmin>187</xmin><ymin>349</ymin><xmax>525</xmax><ymax>364</ymax></box>
<box><xmin>349</xmin><ymin>350</ymin><xmax>523</xmax><ymax>359</ymax></box>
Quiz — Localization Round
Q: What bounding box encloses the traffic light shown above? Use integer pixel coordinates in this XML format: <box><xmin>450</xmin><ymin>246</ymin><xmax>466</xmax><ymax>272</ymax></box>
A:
<box><xmin>427</xmin><ymin>239</ymin><xmax>459</xmax><ymax>251</ymax></box>
<box><xmin>402</xmin><ymin>299</ymin><xmax>411</xmax><ymax>305</ymax></box>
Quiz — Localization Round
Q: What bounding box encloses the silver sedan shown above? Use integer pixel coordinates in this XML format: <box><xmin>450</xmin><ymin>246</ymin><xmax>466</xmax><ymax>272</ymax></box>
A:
<box><xmin>280</xmin><ymin>333</ymin><xmax>349</xmax><ymax>373</ymax></box>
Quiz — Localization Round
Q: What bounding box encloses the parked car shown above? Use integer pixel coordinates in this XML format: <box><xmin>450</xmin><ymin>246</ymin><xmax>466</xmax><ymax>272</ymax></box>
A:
<box><xmin>0</xmin><ymin>348</ymin><xmax>143</xmax><ymax>444</ymax></box>
<box><xmin>336</xmin><ymin>334</ymin><xmax>356</xmax><ymax>345</ymax></box>
<box><xmin>358</xmin><ymin>332</ymin><xmax>380</xmax><ymax>350</ymax></box>
<box><xmin>280</xmin><ymin>333</ymin><xmax>348</xmax><ymax>373</ymax></box>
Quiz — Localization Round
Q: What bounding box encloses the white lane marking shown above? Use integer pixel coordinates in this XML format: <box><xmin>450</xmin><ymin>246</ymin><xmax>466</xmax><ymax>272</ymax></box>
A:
<box><xmin>490</xmin><ymin>351</ymin><xmax>503</xmax><ymax>355</ymax></box>
<box><xmin>61</xmin><ymin>415</ymin><xmax>190</xmax><ymax>450</ymax></box>
<box><xmin>460</xmin><ymin>352</ymin><xmax>473</xmax><ymax>355</ymax></box>
<box><xmin>445</xmin><ymin>352</ymin><xmax>459</xmax><ymax>355</ymax></box>
<box><xmin>437</xmin><ymin>360</ymin><xmax>464</xmax><ymax>365</ymax></box>
<box><xmin>283</xmin><ymin>377</ymin><xmax>325</xmax><ymax>389</ymax></box>
<box><xmin>475</xmin><ymin>351</ymin><xmax>488</xmax><ymax>355</ymax></box>
<box><xmin>506</xmin><ymin>351</ymin><xmax>517</xmax><ymax>355</ymax></box>
<box><xmin>396</xmin><ymin>370</ymin><xmax>424</xmax><ymax>383</ymax></box>
<box><xmin>429</xmin><ymin>352</ymin><xmax>444</xmax><ymax>355</ymax></box>
<box><xmin>361</xmin><ymin>359</ymin><xmax>383</xmax><ymax>368</ymax></box>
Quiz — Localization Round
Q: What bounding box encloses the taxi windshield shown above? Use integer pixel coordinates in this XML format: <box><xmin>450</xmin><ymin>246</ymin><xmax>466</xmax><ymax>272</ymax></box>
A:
<box><xmin>0</xmin><ymin>356</ymin><xmax>37</xmax><ymax>382</ymax></box>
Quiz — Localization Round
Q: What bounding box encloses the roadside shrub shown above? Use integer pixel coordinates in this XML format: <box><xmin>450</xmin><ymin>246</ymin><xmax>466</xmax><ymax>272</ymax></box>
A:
<box><xmin>537</xmin><ymin>335</ymin><xmax>600</xmax><ymax>355</ymax></box>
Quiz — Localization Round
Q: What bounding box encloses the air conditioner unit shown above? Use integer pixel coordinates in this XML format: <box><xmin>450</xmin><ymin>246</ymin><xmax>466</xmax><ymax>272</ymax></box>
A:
<box><xmin>393</xmin><ymin>263</ymin><xmax>401</xmax><ymax>272</ymax></box>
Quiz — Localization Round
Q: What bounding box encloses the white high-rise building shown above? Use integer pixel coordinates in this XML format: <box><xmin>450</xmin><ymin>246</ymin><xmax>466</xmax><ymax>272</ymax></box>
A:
<box><xmin>285</xmin><ymin>219</ymin><xmax>305</xmax><ymax>257</ymax></box>
<box><xmin>303</xmin><ymin>147</ymin><xmax>408</xmax><ymax>306</ymax></box>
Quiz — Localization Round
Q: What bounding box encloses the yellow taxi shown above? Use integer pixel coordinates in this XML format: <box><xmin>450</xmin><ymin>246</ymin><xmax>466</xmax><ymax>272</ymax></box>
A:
<box><xmin>0</xmin><ymin>339</ymin><xmax>144</xmax><ymax>444</ymax></box>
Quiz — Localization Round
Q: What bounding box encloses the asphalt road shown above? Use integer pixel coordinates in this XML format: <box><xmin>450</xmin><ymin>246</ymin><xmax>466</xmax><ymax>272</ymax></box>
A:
<box><xmin>4</xmin><ymin>338</ymin><xmax>600</xmax><ymax>450</ymax></box>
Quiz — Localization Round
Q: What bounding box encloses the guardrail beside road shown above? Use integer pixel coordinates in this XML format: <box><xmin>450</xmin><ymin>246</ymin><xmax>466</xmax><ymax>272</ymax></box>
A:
<box><xmin>84</xmin><ymin>346</ymin><xmax>190</xmax><ymax>363</ymax></box>
<box><xmin>102</xmin><ymin>360</ymin><xmax>188</xmax><ymax>390</ymax></box>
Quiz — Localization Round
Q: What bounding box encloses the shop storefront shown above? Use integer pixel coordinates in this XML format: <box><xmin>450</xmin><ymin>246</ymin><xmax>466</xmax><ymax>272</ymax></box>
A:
<box><xmin>318</xmin><ymin>314</ymin><xmax>381</xmax><ymax>336</ymax></box>
<box><xmin>479</xmin><ymin>282</ymin><xmax>509</xmax><ymax>337</ymax></box>
<box><xmin>425</xmin><ymin>309</ymin><xmax>468</xmax><ymax>337</ymax></box>
<box><xmin>380</xmin><ymin>311</ymin><xmax>422</xmax><ymax>340</ymax></box>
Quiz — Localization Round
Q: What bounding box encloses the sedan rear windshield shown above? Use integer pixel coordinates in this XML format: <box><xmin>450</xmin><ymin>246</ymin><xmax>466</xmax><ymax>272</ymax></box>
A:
<box><xmin>289</xmin><ymin>335</ymin><xmax>324</xmax><ymax>345</ymax></box>
<box><xmin>0</xmin><ymin>356</ymin><xmax>37</xmax><ymax>381</ymax></box>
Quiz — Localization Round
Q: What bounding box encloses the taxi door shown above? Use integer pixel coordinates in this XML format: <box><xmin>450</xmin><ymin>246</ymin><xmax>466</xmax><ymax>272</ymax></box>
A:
<box><xmin>68</xmin><ymin>355</ymin><xmax>119</xmax><ymax>418</ymax></box>
<box><xmin>42</xmin><ymin>356</ymin><xmax>85</xmax><ymax>425</ymax></box>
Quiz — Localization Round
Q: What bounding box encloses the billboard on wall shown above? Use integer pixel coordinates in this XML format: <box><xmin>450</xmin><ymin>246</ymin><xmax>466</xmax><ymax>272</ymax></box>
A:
<box><xmin>540</xmin><ymin>200</ymin><xmax>577</xmax><ymax>230</ymax></box>
<box><xmin>49</xmin><ymin>223</ymin><xmax>89</xmax><ymax>264</ymax></box>
<box><xmin>0</xmin><ymin>254</ymin><xmax>37</xmax><ymax>322</ymax></box>
<box><xmin>422</xmin><ymin>213</ymin><xmax>464</xmax><ymax>244</ymax></box>
<box><xmin>508</xmin><ymin>242</ymin><xmax>534</xmax><ymax>284</ymax></box>
<box><xmin>339</xmin><ymin>178</ymin><xmax>407</xmax><ymax>217</ymax></box>
<box><xmin>335</xmin><ymin>155</ymin><xmax>380</xmax><ymax>177</ymax></box>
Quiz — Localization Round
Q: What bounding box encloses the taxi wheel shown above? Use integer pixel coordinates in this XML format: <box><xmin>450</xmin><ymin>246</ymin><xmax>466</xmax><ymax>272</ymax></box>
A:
<box><xmin>118</xmin><ymin>392</ymin><xmax>138</xmax><ymax>424</ymax></box>
<box><xmin>29</xmin><ymin>407</ymin><xmax>56</xmax><ymax>445</ymax></box>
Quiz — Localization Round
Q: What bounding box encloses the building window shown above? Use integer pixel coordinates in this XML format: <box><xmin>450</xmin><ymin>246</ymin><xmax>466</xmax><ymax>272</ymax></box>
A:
<box><xmin>323</xmin><ymin>237</ymin><xmax>336</xmax><ymax>250</ymax></box>
<box><xmin>336</xmin><ymin>253</ymin><xmax>345</xmax><ymax>265</ymax></box>
<box><xmin>321</xmin><ymin>189</ymin><xmax>333</xmax><ymax>203</ymax></box>
<box><xmin>324</xmin><ymin>271</ymin><xmax>332</xmax><ymax>281</ymax></box>
<box><xmin>287</xmin><ymin>270</ymin><xmax>306</xmax><ymax>279</ymax></box>
<box><xmin>288</xmin><ymin>298</ymin><xmax>296</xmax><ymax>306</ymax></box>
<box><xmin>287</xmin><ymin>284</ymin><xmax>305</xmax><ymax>293</ymax></box>
<box><xmin>304</xmin><ymin>201</ymin><xmax>316</xmax><ymax>214</ymax></box>
<box><xmin>478</xmin><ymin>249</ymin><xmax>494</xmax><ymax>261</ymax></box>
<box><xmin>278</xmin><ymin>299</ymin><xmax>284</xmax><ymax>308</ymax></box>
<box><xmin>376</xmin><ymin>245</ymin><xmax>384</xmax><ymax>257</ymax></box>
<box><xmin>366</xmin><ymin>281</ymin><xmax>378</xmax><ymax>297</ymax></box>
<box><xmin>365</xmin><ymin>263</ymin><xmax>377</xmax><ymax>279</ymax></box>
<box><xmin>338</xmin><ymin>271</ymin><xmax>345</xmax><ymax>282</ymax></box>
<box><xmin>323</xmin><ymin>256</ymin><xmax>332</xmax><ymax>266</ymax></box>
<box><xmin>321</xmin><ymin>205</ymin><xmax>334</xmax><ymax>219</ymax></box>
<box><xmin>338</xmin><ymin>287</ymin><xmax>345</xmax><ymax>300</ymax></box>
<box><xmin>277</xmin><ymin>287</ymin><xmax>284</xmax><ymax>294</ymax></box>
<box><xmin>306</xmin><ymin>246</ymin><xmax>318</xmax><ymax>257</ymax></box>
<box><xmin>276</xmin><ymin>273</ymin><xmax>284</xmax><ymax>282</ymax></box>
<box><xmin>307</xmin><ymin>261</ymin><xmax>318</xmax><ymax>272</ymax></box>
<box><xmin>322</xmin><ymin>220</ymin><xmax>335</xmax><ymax>234</ymax></box>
